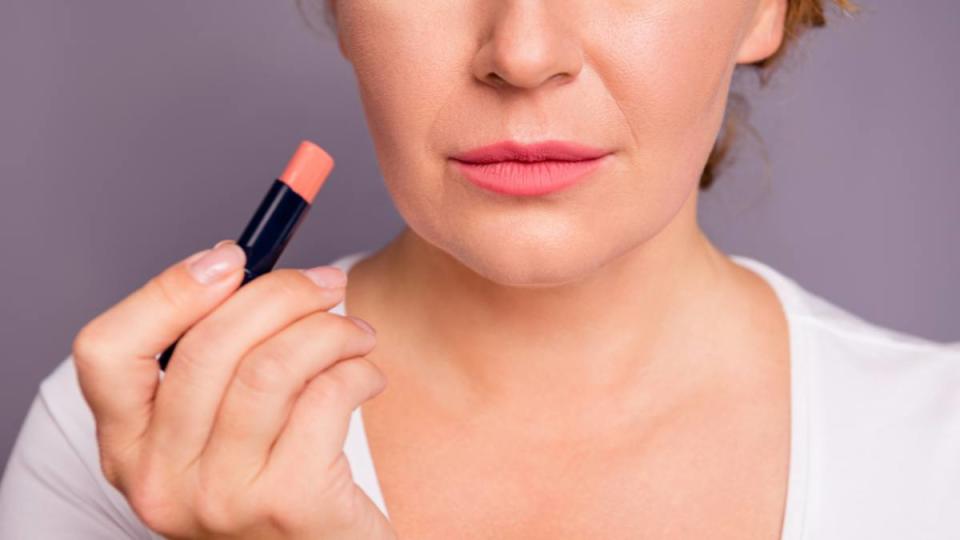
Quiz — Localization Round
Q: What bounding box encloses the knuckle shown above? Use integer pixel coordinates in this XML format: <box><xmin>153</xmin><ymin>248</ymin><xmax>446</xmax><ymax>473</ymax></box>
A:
<box><xmin>236</xmin><ymin>347</ymin><xmax>297</xmax><ymax>396</ymax></box>
<box><xmin>261</xmin><ymin>497</ymin><xmax>304</xmax><ymax>535</ymax></box>
<box><xmin>304</xmin><ymin>375</ymin><xmax>349</xmax><ymax>408</ymax></box>
<box><xmin>355</xmin><ymin>355</ymin><xmax>385</xmax><ymax>381</ymax></box>
<box><xmin>298</xmin><ymin>312</ymin><xmax>366</xmax><ymax>361</ymax></box>
<box><xmin>304</xmin><ymin>357</ymin><xmax>385</xmax><ymax>408</ymax></box>
<box><xmin>71</xmin><ymin>323</ymin><xmax>108</xmax><ymax>368</ymax></box>
<box><xmin>365</xmin><ymin>362</ymin><xmax>388</xmax><ymax>395</ymax></box>
<box><xmin>146</xmin><ymin>272</ymin><xmax>193</xmax><ymax>312</ymax></box>
<box><xmin>170</xmin><ymin>329</ymin><xmax>221</xmax><ymax>375</ymax></box>
<box><xmin>262</xmin><ymin>269</ymin><xmax>315</xmax><ymax>307</ymax></box>
<box><xmin>305</xmin><ymin>311</ymin><xmax>351</xmax><ymax>343</ymax></box>
<box><xmin>332</xmin><ymin>315</ymin><xmax>376</xmax><ymax>356</ymax></box>
<box><xmin>125</xmin><ymin>466</ymin><xmax>178</xmax><ymax>534</ymax></box>
<box><xmin>356</xmin><ymin>359</ymin><xmax>388</xmax><ymax>398</ymax></box>
<box><xmin>304</xmin><ymin>310</ymin><xmax>345</xmax><ymax>335</ymax></box>
<box><xmin>336</xmin><ymin>356</ymin><xmax>384</xmax><ymax>391</ymax></box>
<box><xmin>193</xmin><ymin>483</ymin><xmax>237</xmax><ymax>535</ymax></box>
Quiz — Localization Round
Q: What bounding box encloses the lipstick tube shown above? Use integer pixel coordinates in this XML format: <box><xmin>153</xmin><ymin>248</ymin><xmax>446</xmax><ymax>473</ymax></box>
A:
<box><xmin>157</xmin><ymin>140</ymin><xmax>334</xmax><ymax>371</ymax></box>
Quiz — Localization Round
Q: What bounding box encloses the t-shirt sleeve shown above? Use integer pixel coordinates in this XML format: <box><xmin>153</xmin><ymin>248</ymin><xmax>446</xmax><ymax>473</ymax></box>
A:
<box><xmin>0</xmin><ymin>355</ymin><xmax>162</xmax><ymax>539</ymax></box>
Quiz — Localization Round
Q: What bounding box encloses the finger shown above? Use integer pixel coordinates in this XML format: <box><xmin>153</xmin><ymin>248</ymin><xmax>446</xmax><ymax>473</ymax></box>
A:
<box><xmin>265</xmin><ymin>355</ymin><xmax>387</xmax><ymax>479</ymax></box>
<box><xmin>72</xmin><ymin>241</ymin><xmax>245</xmax><ymax>449</ymax></box>
<box><xmin>147</xmin><ymin>266</ymin><xmax>349</xmax><ymax>469</ymax></box>
<box><xmin>202</xmin><ymin>313</ymin><xmax>378</xmax><ymax>485</ymax></box>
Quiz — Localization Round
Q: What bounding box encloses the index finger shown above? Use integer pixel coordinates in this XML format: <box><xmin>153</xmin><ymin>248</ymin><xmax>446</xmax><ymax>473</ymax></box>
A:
<box><xmin>72</xmin><ymin>241</ymin><xmax>246</xmax><ymax>450</ymax></box>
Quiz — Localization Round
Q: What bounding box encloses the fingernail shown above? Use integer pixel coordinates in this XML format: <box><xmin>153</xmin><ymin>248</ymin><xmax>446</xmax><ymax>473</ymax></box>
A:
<box><xmin>187</xmin><ymin>242</ymin><xmax>246</xmax><ymax>284</ymax></box>
<box><xmin>300</xmin><ymin>265</ymin><xmax>348</xmax><ymax>289</ymax></box>
<box><xmin>346</xmin><ymin>315</ymin><xmax>377</xmax><ymax>336</ymax></box>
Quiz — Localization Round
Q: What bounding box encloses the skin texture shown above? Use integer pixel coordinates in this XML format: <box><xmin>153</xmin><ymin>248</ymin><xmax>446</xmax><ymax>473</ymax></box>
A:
<box><xmin>72</xmin><ymin>244</ymin><xmax>397</xmax><ymax>539</ymax></box>
<box><xmin>329</xmin><ymin>0</ymin><xmax>794</xmax><ymax>537</ymax></box>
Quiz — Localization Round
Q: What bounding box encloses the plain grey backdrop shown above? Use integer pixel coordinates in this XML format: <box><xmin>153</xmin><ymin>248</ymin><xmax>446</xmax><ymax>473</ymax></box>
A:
<box><xmin>1</xmin><ymin>0</ymin><xmax>957</xmax><ymax>468</ymax></box>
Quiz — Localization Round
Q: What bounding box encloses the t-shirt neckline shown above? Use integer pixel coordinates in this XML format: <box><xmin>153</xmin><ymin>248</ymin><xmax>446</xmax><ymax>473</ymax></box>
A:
<box><xmin>330</xmin><ymin>250</ymin><xmax>811</xmax><ymax>539</ymax></box>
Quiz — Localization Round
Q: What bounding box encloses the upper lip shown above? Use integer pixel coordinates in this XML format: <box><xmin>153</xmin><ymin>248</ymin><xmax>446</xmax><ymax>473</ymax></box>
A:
<box><xmin>450</xmin><ymin>140</ymin><xmax>612</xmax><ymax>164</ymax></box>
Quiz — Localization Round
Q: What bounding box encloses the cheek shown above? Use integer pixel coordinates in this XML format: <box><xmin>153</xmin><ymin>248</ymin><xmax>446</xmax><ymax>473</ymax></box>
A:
<box><xmin>580</xmin><ymin>3</ymin><xmax>744</xmax><ymax>225</ymax></box>
<box><xmin>339</xmin><ymin>2</ymin><xmax>464</xmax><ymax>176</ymax></box>
<box><xmin>594</xmin><ymin>3</ymin><xmax>743</xmax><ymax>164</ymax></box>
<box><xmin>340</xmin><ymin>5</ymin><xmax>475</xmax><ymax>254</ymax></box>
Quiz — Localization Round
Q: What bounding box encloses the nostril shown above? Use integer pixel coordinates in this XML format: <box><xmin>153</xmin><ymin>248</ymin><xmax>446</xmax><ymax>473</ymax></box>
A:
<box><xmin>487</xmin><ymin>72</ymin><xmax>507</xmax><ymax>87</ymax></box>
<box><xmin>549</xmin><ymin>72</ymin><xmax>571</xmax><ymax>84</ymax></box>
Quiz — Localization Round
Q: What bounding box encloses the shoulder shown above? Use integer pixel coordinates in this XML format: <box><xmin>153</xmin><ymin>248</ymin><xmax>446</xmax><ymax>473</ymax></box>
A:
<box><xmin>733</xmin><ymin>254</ymin><xmax>960</xmax><ymax>451</ymax></box>
<box><xmin>796</xmin><ymin>291</ymin><xmax>960</xmax><ymax>457</ymax></box>
<box><xmin>0</xmin><ymin>355</ymin><xmax>163</xmax><ymax>538</ymax></box>
<box><xmin>731</xmin><ymin>253</ymin><xmax>959</xmax><ymax>376</ymax></box>
<box><xmin>40</xmin><ymin>357</ymin><xmax>165</xmax><ymax>532</ymax></box>
<box><xmin>791</xmin><ymin>281</ymin><xmax>960</xmax><ymax>393</ymax></box>
<box><xmin>737</xmin><ymin>257</ymin><xmax>960</xmax><ymax>534</ymax></box>
<box><xmin>747</xmin><ymin>255</ymin><xmax>960</xmax><ymax>416</ymax></box>
<box><xmin>793</xmin><ymin>290</ymin><xmax>960</xmax><ymax>444</ymax></box>
<box><xmin>797</xmin><ymin>305</ymin><xmax>960</xmax><ymax>534</ymax></box>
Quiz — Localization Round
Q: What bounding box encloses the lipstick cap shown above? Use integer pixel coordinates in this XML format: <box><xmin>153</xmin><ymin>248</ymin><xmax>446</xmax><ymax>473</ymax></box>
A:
<box><xmin>278</xmin><ymin>140</ymin><xmax>334</xmax><ymax>203</ymax></box>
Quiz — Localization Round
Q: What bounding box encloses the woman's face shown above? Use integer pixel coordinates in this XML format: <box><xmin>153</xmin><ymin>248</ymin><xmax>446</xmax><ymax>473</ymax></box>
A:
<box><xmin>332</xmin><ymin>1</ymin><xmax>785</xmax><ymax>286</ymax></box>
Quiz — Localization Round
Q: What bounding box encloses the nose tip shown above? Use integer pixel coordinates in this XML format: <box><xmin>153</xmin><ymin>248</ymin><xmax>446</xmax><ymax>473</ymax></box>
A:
<box><xmin>472</xmin><ymin>6</ymin><xmax>583</xmax><ymax>91</ymax></box>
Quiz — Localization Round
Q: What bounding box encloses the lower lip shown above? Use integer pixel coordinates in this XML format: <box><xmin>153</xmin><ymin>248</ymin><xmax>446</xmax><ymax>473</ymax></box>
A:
<box><xmin>451</xmin><ymin>156</ymin><xmax>609</xmax><ymax>196</ymax></box>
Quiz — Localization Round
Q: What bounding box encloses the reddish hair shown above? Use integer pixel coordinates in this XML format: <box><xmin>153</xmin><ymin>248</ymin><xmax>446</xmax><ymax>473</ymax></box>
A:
<box><xmin>701</xmin><ymin>0</ymin><xmax>859</xmax><ymax>190</ymax></box>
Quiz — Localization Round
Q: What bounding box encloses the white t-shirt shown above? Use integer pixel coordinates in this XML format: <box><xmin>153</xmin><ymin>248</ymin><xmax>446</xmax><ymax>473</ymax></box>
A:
<box><xmin>2</xmin><ymin>250</ymin><xmax>959</xmax><ymax>539</ymax></box>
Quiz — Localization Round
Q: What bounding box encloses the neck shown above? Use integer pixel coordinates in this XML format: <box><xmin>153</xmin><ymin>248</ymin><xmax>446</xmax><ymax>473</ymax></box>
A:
<box><xmin>357</xmin><ymin>200</ymin><xmax>744</xmax><ymax>425</ymax></box>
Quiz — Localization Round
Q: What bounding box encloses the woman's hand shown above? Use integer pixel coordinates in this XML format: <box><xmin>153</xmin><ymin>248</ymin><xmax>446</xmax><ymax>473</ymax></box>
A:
<box><xmin>70</xmin><ymin>241</ymin><xmax>395</xmax><ymax>540</ymax></box>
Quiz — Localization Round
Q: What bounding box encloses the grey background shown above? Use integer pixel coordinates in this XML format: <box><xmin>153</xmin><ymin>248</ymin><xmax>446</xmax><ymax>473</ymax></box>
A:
<box><xmin>1</xmin><ymin>0</ymin><xmax>957</xmax><ymax>469</ymax></box>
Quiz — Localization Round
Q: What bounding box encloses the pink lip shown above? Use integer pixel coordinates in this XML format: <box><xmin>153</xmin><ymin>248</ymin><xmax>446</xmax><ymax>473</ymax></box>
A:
<box><xmin>449</xmin><ymin>140</ymin><xmax>612</xmax><ymax>196</ymax></box>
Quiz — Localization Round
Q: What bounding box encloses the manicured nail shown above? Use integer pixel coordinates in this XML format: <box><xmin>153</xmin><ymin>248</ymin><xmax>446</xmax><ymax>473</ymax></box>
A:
<box><xmin>300</xmin><ymin>265</ymin><xmax>348</xmax><ymax>289</ymax></box>
<box><xmin>187</xmin><ymin>242</ymin><xmax>246</xmax><ymax>284</ymax></box>
<box><xmin>346</xmin><ymin>315</ymin><xmax>376</xmax><ymax>336</ymax></box>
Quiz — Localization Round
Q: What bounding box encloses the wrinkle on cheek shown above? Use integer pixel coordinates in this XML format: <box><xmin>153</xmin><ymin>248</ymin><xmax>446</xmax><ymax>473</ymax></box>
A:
<box><xmin>603</xmin><ymin>5</ymin><xmax>740</xmax><ymax>140</ymax></box>
<box><xmin>580</xmin><ymin>46</ymin><xmax>643</xmax><ymax>157</ymax></box>
<box><xmin>341</xmin><ymin>2</ymin><xmax>469</xmax><ymax>155</ymax></box>
<box><xmin>345</xmin><ymin>37</ymin><xmax>474</xmax><ymax>232</ymax></box>
<box><xmin>573</xmin><ymin>0</ymin><xmax>743</xmax><ymax>215</ymax></box>
<box><xmin>577</xmin><ymin>9</ymin><xmax>663</xmax><ymax>153</ymax></box>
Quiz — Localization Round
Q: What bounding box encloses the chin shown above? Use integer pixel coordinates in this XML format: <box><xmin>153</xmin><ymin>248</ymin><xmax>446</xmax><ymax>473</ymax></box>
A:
<box><xmin>438</xmin><ymin>231</ymin><xmax>623</xmax><ymax>288</ymax></box>
<box><xmin>392</xmin><ymin>180</ymin><xmax>661</xmax><ymax>288</ymax></box>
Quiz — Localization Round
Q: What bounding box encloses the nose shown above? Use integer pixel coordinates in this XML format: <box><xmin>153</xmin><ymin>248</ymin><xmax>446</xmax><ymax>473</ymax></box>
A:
<box><xmin>471</xmin><ymin>1</ymin><xmax>584</xmax><ymax>91</ymax></box>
